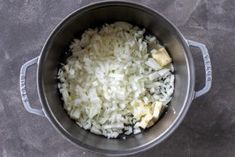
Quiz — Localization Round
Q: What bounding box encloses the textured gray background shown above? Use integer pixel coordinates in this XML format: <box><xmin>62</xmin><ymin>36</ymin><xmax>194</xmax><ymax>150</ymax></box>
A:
<box><xmin>1</xmin><ymin>0</ymin><xmax>235</xmax><ymax>157</ymax></box>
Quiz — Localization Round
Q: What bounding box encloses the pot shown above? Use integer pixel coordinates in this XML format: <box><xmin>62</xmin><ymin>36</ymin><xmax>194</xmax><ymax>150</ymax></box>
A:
<box><xmin>19</xmin><ymin>1</ymin><xmax>212</xmax><ymax>156</ymax></box>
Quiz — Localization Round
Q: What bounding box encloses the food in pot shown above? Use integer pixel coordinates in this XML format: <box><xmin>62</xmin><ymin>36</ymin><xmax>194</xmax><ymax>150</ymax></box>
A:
<box><xmin>57</xmin><ymin>22</ymin><xmax>175</xmax><ymax>138</ymax></box>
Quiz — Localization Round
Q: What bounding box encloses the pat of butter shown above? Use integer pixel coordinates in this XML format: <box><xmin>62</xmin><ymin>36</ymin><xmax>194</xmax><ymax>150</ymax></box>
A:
<box><xmin>151</xmin><ymin>48</ymin><xmax>172</xmax><ymax>67</ymax></box>
<box><xmin>147</xmin><ymin>101</ymin><xmax>163</xmax><ymax>128</ymax></box>
<box><xmin>139</xmin><ymin>113</ymin><xmax>153</xmax><ymax>129</ymax></box>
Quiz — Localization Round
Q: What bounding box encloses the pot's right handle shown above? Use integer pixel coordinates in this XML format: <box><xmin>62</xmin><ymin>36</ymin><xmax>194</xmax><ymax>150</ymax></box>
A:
<box><xmin>20</xmin><ymin>57</ymin><xmax>45</xmax><ymax>117</ymax></box>
<box><xmin>187</xmin><ymin>40</ymin><xmax>212</xmax><ymax>99</ymax></box>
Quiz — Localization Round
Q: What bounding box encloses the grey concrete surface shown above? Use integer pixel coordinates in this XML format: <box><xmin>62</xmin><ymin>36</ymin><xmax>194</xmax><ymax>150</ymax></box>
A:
<box><xmin>0</xmin><ymin>0</ymin><xmax>235</xmax><ymax>157</ymax></box>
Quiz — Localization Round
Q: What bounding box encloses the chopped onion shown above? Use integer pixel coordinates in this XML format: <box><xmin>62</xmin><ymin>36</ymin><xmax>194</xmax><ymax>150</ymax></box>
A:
<box><xmin>58</xmin><ymin>22</ymin><xmax>175</xmax><ymax>138</ymax></box>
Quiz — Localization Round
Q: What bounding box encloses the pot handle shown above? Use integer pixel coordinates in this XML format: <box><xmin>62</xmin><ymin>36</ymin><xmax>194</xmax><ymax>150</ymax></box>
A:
<box><xmin>20</xmin><ymin>57</ymin><xmax>45</xmax><ymax>117</ymax></box>
<box><xmin>187</xmin><ymin>40</ymin><xmax>212</xmax><ymax>99</ymax></box>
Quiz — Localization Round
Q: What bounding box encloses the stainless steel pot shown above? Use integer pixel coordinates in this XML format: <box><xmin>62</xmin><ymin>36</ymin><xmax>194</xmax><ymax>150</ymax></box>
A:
<box><xmin>19</xmin><ymin>1</ymin><xmax>212</xmax><ymax>156</ymax></box>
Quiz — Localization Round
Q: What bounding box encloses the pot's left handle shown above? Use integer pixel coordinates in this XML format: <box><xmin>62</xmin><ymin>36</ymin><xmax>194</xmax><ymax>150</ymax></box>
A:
<box><xmin>20</xmin><ymin>57</ymin><xmax>45</xmax><ymax>117</ymax></box>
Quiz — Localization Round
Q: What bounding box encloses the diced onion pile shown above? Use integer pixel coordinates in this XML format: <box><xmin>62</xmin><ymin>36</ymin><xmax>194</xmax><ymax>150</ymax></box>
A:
<box><xmin>57</xmin><ymin>22</ymin><xmax>175</xmax><ymax>138</ymax></box>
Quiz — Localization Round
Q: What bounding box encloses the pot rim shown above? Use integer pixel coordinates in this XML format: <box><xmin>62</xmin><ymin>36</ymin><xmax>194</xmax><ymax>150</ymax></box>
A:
<box><xmin>37</xmin><ymin>1</ymin><xmax>195</xmax><ymax>156</ymax></box>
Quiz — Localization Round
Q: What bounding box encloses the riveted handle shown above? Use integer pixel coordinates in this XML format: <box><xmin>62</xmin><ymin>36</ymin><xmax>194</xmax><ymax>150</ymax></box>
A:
<box><xmin>187</xmin><ymin>40</ymin><xmax>212</xmax><ymax>99</ymax></box>
<box><xmin>20</xmin><ymin>57</ymin><xmax>45</xmax><ymax>117</ymax></box>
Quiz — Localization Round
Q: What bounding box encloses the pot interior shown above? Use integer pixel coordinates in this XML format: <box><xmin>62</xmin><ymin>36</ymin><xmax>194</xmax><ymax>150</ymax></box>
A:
<box><xmin>38</xmin><ymin>2</ymin><xmax>193</xmax><ymax>154</ymax></box>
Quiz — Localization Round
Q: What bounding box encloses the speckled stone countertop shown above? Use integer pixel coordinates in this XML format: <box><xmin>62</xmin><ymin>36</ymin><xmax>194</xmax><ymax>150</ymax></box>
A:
<box><xmin>1</xmin><ymin>0</ymin><xmax>235</xmax><ymax>157</ymax></box>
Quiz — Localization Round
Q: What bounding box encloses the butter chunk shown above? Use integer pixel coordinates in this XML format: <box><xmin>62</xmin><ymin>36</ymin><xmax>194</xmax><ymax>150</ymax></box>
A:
<box><xmin>152</xmin><ymin>101</ymin><xmax>163</xmax><ymax>120</ymax></box>
<box><xmin>139</xmin><ymin>113</ymin><xmax>153</xmax><ymax>129</ymax></box>
<box><xmin>147</xmin><ymin>101</ymin><xmax>163</xmax><ymax>128</ymax></box>
<box><xmin>151</xmin><ymin>48</ymin><xmax>172</xmax><ymax>67</ymax></box>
